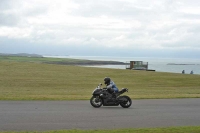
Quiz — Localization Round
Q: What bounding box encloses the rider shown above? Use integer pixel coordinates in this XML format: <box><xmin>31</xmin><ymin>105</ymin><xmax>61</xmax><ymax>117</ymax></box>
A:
<box><xmin>104</xmin><ymin>77</ymin><xmax>119</xmax><ymax>97</ymax></box>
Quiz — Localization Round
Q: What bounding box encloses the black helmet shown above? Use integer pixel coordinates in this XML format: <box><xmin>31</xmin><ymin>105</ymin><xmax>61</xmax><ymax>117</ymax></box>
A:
<box><xmin>104</xmin><ymin>77</ymin><xmax>111</xmax><ymax>85</ymax></box>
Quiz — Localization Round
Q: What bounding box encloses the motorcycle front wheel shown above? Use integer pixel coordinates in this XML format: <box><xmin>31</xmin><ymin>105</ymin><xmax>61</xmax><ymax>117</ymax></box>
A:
<box><xmin>90</xmin><ymin>96</ymin><xmax>103</xmax><ymax>108</ymax></box>
<box><xmin>119</xmin><ymin>96</ymin><xmax>132</xmax><ymax>108</ymax></box>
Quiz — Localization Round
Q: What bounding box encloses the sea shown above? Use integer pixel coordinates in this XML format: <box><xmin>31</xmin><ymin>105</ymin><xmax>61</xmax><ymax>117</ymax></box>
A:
<box><xmin>44</xmin><ymin>55</ymin><xmax>200</xmax><ymax>75</ymax></box>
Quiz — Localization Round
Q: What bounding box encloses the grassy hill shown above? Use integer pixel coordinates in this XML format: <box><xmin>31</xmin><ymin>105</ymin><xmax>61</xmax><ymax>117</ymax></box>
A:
<box><xmin>0</xmin><ymin>55</ymin><xmax>126</xmax><ymax>65</ymax></box>
<box><xmin>1</xmin><ymin>60</ymin><xmax>200</xmax><ymax>100</ymax></box>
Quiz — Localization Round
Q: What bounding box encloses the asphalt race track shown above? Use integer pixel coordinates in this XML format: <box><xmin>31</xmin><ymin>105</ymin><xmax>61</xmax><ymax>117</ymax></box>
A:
<box><xmin>0</xmin><ymin>99</ymin><xmax>200</xmax><ymax>131</ymax></box>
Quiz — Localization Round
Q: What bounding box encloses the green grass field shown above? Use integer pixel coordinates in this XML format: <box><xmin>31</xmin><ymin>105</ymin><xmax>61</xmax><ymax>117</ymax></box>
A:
<box><xmin>1</xmin><ymin>59</ymin><xmax>200</xmax><ymax>100</ymax></box>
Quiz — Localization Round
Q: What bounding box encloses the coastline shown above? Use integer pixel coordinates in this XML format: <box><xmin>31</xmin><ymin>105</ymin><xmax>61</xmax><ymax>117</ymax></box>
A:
<box><xmin>1</xmin><ymin>54</ymin><xmax>200</xmax><ymax>74</ymax></box>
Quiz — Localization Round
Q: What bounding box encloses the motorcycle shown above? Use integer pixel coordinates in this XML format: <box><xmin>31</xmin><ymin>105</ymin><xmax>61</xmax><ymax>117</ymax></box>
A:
<box><xmin>90</xmin><ymin>83</ymin><xmax>132</xmax><ymax>108</ymax></box>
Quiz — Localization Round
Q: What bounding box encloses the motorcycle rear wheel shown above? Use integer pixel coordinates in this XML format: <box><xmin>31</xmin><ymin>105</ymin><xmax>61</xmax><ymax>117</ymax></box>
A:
<box><xmin>119</xmin><ymin>96</ymin><xmax>132</xmax><ymax>108</ymax></box>
<box><xmin>90</xmin><ymin>96</ymin><xmax>103</xmax><ymax>108</ymax></box>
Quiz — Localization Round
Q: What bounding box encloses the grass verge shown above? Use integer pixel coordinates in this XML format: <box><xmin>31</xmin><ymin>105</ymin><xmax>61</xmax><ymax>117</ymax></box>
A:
<box><xmin>1</xmin><ymin>126</ymin><xmax>200</xmax><ymax>133</ymax></box>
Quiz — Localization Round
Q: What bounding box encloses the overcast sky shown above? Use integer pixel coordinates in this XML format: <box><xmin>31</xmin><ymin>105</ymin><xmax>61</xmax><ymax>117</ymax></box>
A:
<box><xmin>0</xmin><ymin>0</ymin><xmax>200</xmax><ymax>58</ymax></box>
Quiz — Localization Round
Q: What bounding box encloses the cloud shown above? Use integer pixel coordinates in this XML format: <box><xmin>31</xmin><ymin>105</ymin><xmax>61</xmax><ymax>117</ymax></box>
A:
<box><xmin>0</xmin><ymin>0</ymin><xmax>200</xmax><ymax>57</ymax></box>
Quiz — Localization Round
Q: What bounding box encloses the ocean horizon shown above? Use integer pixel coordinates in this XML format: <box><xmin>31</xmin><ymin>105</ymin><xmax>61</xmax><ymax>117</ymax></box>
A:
<box><xmin>44</xmin><ymin>55</ymin><xmax>200</xmax><ymax>75</ymax></box>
